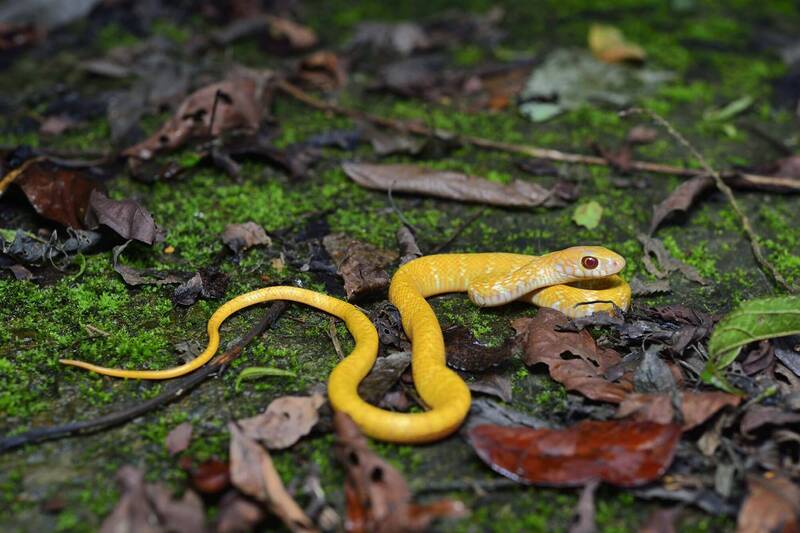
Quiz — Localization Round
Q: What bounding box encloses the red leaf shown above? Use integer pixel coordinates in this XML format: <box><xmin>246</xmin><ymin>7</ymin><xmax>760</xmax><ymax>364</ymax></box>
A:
<box><xmin>468</xmin><ymin>419</ymin><xmax>681</xmax><ymax>487</ymax></box>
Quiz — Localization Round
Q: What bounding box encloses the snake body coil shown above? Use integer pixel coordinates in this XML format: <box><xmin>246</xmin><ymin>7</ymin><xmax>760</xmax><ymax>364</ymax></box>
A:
<box><xmin>61</xmin><ymin>247</ymin><xmax>630</xmax><ymax>443</ymax></box>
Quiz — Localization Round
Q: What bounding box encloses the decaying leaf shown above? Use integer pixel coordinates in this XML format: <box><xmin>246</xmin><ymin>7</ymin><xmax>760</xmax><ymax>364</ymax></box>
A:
<box><xmin>228</xmin><ymin>422</ymin><xmax>316</xmax><ymax>532</ymax></box>
<box><xmin>589</xmin><ymin>24</ymin><xmax>646</xmax><ymax>64</ymax></box>
<box><xmin>173</xmin><ymin>267</ymin><xmax>229</xmax><ymax>306</ymax></box>
<box><xmin>703</xmin><ymin>296</ymin><xmax>800</xmax><ymax>391</ymax></box>
<box><xmin>444</xmin><ymin>325</ymin><xmax>514</xmax><ymax>372</ymax></box>
<box><xmin>650</xmin><ymin>175</ymin><xmax>713</xmax><ymax>234</ymax></box>
<box><xmin>629</xmin><ymin>277</ymin><xmax>671</xmax><ymax>296</ymax></box>
<box><xmin>112</xmin><ymin>241</ymin><xmax>190</xmax><ymax>287</ymax></box>
<box><xmin>570</xmin><ymin>480</ymin><xmax>599</xmax><ymax>533</ymax></box>
<box><xmin>513</xmin><ymin>310</ymin><xmax>633</xmax><ymax>403</ymax></box>
<box><xmin>124</xmin><ymin>71</ymin><xmax>274</xmax><ymax>159</ymax></box>
<box><xmin>334</xmin><ymin>412</ymin><xmax>467</xmax><ymax>532</ymax></box>
<box><xmin>238</xmin><ymin>393</ymin><xmax>324</xmax><ymax>450</ymax></box>
<box><xmin>357</xmin><ymin>351</ymin><xmax>411</xmax><ymax>404</ymax></box>
<box><xmin>216</xmin><ymin>491</ymin><xmax>265</xmax><ymax>533</ymax></box>
<box><xmin>740</xmin><ymin>405</ymin><xmax>800</xmax><ymax>436</ymax></box>
<box><xmin>638</xmin><ymin>234</ymin><xmax>706</xmax><ymax>284</ymax></box>
<box><xmin>85</xmin><ymin>189</ymin><xmax>163</xmax><ymax>245</ymax></box>
<box><xmin>468</xmin><ymin>372</ymin><xmax>513</xmax><ymax>403</ymax></box>
<box><xmin>616</xmin><ymin>391</ymin><xmax>740</xmax><ymax>430</ymax></box>
<box><xmin>342</xmin><ymin>163</ymin><xmax>575</xmax><ymax>208</ymax></box>
<box><xmin>468</xmin><ymin>419</ymin><xmax>681</xmax><ymax>487</ymax></box>
<box><xmin>10</xmin><ymin>159</ymin><xmax>97</xmax><ymax>228</ymax></box>
<box><xmin>187</xmin><ymin>458</ymin><xmax>230</xmax><ymax>495</ymax></box>
<box><xmin>572</xmin><ymin>201</ymin><xmax>603</xmax><ymax>230</ymax></box>
<box><xmin>165</xmin><ymin>422</ymin><xmax>193</xmax><ymax>456</ymax></box>
<box><xmin>221</xmin><ymin>221</ymin><xmax>270</xmax><ymax>255</ymax></box>
<box><xmin>323</xmin><ymin>233</ymin><xmax>397</xmax><ymax>300</ymax></box>
<box><xmin>296</xmin><ymin>50</ymin><xmax>347</xmax><ymax>91</ymax></box>
<box><xmin>101</xmin><ymin>466</ymin><xmax>205</xmax><ymax>533</ymax></box>
<box><xmin>737</xmin><ymin>474</ymin><xmax>800</xmax><ymax>533</ymax></box>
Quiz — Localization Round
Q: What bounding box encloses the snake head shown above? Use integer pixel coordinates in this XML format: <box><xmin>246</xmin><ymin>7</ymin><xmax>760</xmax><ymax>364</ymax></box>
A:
<box><xmin>554</xmin><ymin>246</ymin><xmax>626</xmax><ymax>280</ymax></box>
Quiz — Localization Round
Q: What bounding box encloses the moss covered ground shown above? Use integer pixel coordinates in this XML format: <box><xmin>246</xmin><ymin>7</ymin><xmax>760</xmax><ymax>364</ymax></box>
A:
<box><xmin>1</xmin><ymin>0</ymin><xmax>799</xmax><ymax>531</ymax></box>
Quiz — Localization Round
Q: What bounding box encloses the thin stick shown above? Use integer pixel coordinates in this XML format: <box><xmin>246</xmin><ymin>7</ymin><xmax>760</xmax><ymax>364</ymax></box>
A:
<box><xmin>622</xmin><ymin>108</ymin><xmax>795</xmax><ymax>293</ymax></box>
<box><xmin>0</xmin><ymin>302</ymin><xmax>288</xmax><ymax>453</ymax></box>
<box><xmin>275</xmin><ymin>80</ymin><xmax>797</xmax><ymax>191</ymax></box>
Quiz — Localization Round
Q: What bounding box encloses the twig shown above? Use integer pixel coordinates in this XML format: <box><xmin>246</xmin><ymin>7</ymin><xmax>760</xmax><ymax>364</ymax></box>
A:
<box><xmin>0</xmin><ymin>302</ymin><xmax>288</xmax><ymax>453</ymax></box>
<box><xmin>275</xmin><ymin>80</ymin><xmax>796</xmax><ymax>191</ymax></box>
<box><xmin>327</xmin><ymin>316</ymin><xmax>345</xmax><ymax>360</ymax></box>
<box><xmin>622</xmin><ymin>107</ymin><xmax>796</xmax><ymax>294</ymax></box>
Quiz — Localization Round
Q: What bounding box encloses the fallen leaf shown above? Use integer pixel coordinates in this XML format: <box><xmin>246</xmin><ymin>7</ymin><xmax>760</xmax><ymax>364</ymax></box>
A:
<box><xmin>323</xmin><ymin>233</ymin><xmax>397</xmax><ymax>301</ymax></box>
<box><xmin>572</xmin><ymin>201</ymin><xmax>603</xmax><ymax>230</ymax></box>
<box><xmin>357</xmin><ymin>351</ymin><xmax>411</xmax><ymax>404</ymax></box>
<box><xmin>101</xmin><ymin>466</ymin><xmax>204</xmax><ymax>533</ymax></box>
<box><xmin>216</xmin><ymin>491</ymin><xmax>265</xmax><ymax>533</ymax></box>
<box><xmin>639</xmin><ymin>508</ymin><xmax>680</xmax><ymax>533</ymax></box>
<box><xmin>775</xmin><ymin>335</ymin><xmax>800</xmax><ymax>377</ymax></box>
<box><xmin>189</xmin><ymin>459</ymin><xmax>230</xmax><ymax>495</ymax></box>
<box><xmin>649</xmin><ymin>175</ymin><xmax>713</xmax><ymax>234</ymax></box>
<box><xmin>468</xmin><ymin>419</ymin><xmax>681</xmax><ymax>487</ymax></box>
<box><xmin>0</xmin><ymin>228</ymin><xmax>100</xmax><ymax>267</ymax></box>
<box><xmin>263</xmin><ymin>15</ymin><xmax>318</xmax><ymax>50</ymax></box>
<box><xmin>468</xmin><ymin>372</ymin><xmax>513</xmax><ymax>403</ymax></box>
<box><xmin>513</xmin><ymin>310</ymin><xmax>633</xmax><ymax>403</ymax></box>
<box><xmin>343</xmin><ymin>163</ymin><xmax>574</xmax><ymax>208</ymax></box>
<box><xmin>737</xmin><ymin>474</ymin><xmax>800</xmax><ymax>533</ymax></box>
<box><xmin>616</xmin><ymin>391</ymin><xmax>740</xmax><ymax>430</ymax></box>
<box><xmin>221</xmin><ymin>221</ymin><xmax>271</xmax><ymax>256</ymax></box>
<box><xmin>589</xmin><ymin>24</ymin><xmax>646</xmax><ymax>64</ymax></box>
<box><xmin>165</xmin><ymin>422</ymin><xmax>193</xmax><ymax>455</ymax></box>
<box><xmin>570</xmin><ymin>480</ymin><xmax>599</xmax><ymax>533</ymax></box>
<box><xmin>762</xmin><ymin>155</ymin><xmax>800</xmax><ymax>179</ymax></box>
<box><xmin>740</xmin><ymin>405</ymin><xmax>800</xmax><ymax>436</ymax></box>
<box><xmin>638</xmin><ymin>234</ymin><xmax>706</xmax><ymax>284</ymax></box>
<box><xmin>238</xmin><ymin>393</ymin><xmax>324</xmax><ymax>450</ymax></box>
<box><xmin>85</xmin><ymin>189</ymin><xmax>163</xmax><ymax>245</ymax></box>
<box><xmin>334</xmin><ymin>412</ymin><xmax>467</xmax><ymax>532</ymax></box>
<box><xmin>464</xmin><ymin>398</ymin><xmax>552</xmax><ymax>433</ymax></box>
<box><xmin>112</xmin><ymin>241</ymin><xmax>190</xmax><ymax>287</ymax></box>
<box><xmin>228</xmin><ymin>422</ymin><xmax>316</xmax><ymax>532</ymax></box>
<box><xmin>444</xmin><ymin>325</ymin><xmax>514</xmax><ymax>372</ymax></box>
<box><xmin>634</xmin><ymin>345</ymin><xmax>676</xmax><ymax>394</ymax></box>
<box><xmin>703</xmin><ymin>296</ymin><xmax>800</xmax><ymax>391</ymax></box>
<box><xmin>40</xmin><ymin>115</ymin><xmax>78</xmax><ymax>136</ymax></box>
<box><xmin>347</xmin><ymin>21</ymin><xmax>431</xmax><ymax>56</ymax></box>
<box><xmin>629</xmin><ymin>277</ymin><xmax>671</xmax><ymax>296</ymax></box>
<box><xmin>296</xmin><ymin>50</ymin><xmax>347</xmax><ymax>91</ymax></box>
<box><xmin>124</xmin><ymin>71</ymin><xmax>274</xmax><ymax>159</ymax></box>
<box><xmin>11</xmin><ymin>159</ymin><xmax>98</xmax><ymax>228</ymax></box>
<box><xmin>396</xmin><ymin>226</ymin><xmax>422</xmax><ymax>265</ymax></box>
<box><xmin>173</xmin><ymin>268</ymin><xmax>229</xmax><ymax>306</ymax></box>
<box><xmin>519</xmin><ymin>49</ymin><xmax>673</xmax><ymax>122</ymax></box>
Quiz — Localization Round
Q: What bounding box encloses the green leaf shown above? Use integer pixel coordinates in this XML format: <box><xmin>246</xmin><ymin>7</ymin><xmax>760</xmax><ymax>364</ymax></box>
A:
<box><xmin>702</xmin><ymin>296</ymin><xmax>800</xmax><ymax>391</ymax></box>
<box><xmin>703</xmin><ymin>95</ymin><xmax>753</xmax><ymax>122</ymax></box>
<box><xmin>235</xmin><ymin>367</ymin><xmax>296</xmax><ymax>392</ymax></box>
<box><xmin>572</xmin><ymin>201</ymin><xmax>603</xmax><ymax>230</ymax></box>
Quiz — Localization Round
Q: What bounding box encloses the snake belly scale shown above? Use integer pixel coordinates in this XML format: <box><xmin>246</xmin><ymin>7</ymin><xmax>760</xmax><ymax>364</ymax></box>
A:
<box><xmin>60</xmin><ymin>247</ymin><xmax>630</xmax><ymax>443</ymax></box>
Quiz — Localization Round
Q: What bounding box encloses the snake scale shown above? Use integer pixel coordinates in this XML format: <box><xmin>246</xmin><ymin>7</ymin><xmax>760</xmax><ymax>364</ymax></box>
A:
<box><xmin>61</xmin><ymin>246</ymin><xmax>630</xmax><ymax>443</ymax></box>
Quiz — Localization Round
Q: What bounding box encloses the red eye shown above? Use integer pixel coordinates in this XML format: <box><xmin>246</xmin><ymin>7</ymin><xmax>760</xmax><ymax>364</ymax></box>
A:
<box><xmin>581</xmin><ymin>256</ymin><xmax>599</xmax><ymax>270</ymax></box>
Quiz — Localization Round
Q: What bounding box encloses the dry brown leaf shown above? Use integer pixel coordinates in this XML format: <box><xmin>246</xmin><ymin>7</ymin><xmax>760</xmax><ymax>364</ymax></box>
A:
<box><xmin>238</xmin><ymin>393</ymin><xmax>324</xmax><ymax>450</ymax></box>
<box><xmin>588</xmin><ymin>24</ymin><xmax>646</xmax><ymax>64</ymax></box>
<box><xmin>616</xmin><ymin>391</ymin><xmax>740</xmax><ymax>430</ymax></box>
<box><xmin>649</xmin><ymin>175</ymin><xmax>714</xmax><ymax>234</ymax></box>
<box><xmin>323</xmin><ymin>233</ymin><xmax>398</xmax><ymax>300</ymax></box>
<box><xmin>737</xmin><ymin>474</ymin><xmax>800</xmax><ymax>533</ymax></box>
<box><xmin>101</xmin><ymin>466</ymin><xmax>205</xmax><ymax>533</ymax></box>
<box><xmin>444</xmin><ymin>325</ymin><xmax>514</xmax><ymax>372</ymax></box>
<box><xmin>357</xmin><ymin>351</ymin><xmax>411</xmax><ymax>404</ymax></box>
<box><xmin>165</xmin><ymin>422</ymin><xmax>193</xmax><ymax>455</ymax></box>
<box><xmin>342</xmin><ymin>163</ymin><xmax>573</xmax><ymax>208</ymax></box>
<box><xmin>740</xmin><ymin>405</ymin><xmax>800</xmax><ymax>436</ymax></box>
<box><xmin>216</xmin><ymin>491</ymin><xmax>265</xmax><ymax>533</ymax></box>
<box><xmin>221</xmin><ymin>221</ymin><xmax>271</xmax><ymax>255</ymax></box>
<box><xmin>638</xmin><ymin>234</ymin><xmax>707</xmax><ymax>284</ymax></box>
<box><xmin>513</xmin><ymin>309</ymin><xmax>633</xmax><ymax>403</ymax></box>
<box><xmin>265</xmin><ymin>15</ymin><xmax>318</xmax><ymax>50</ymax></box>
<box><xmin>85</xmin><ymin>189</ymin><xmax>164</xmax><ymax>245</ymax></box>
<box><xmin>296</xmin><ymin>50</ymin><xmax>347</xmax><ymax>91</ymax></box>
<box><xmin>334</xmin><ymin>412</ymin><xmax>467</xmax><ymax>532</ymax></box>
<box><xmin>124</xmin><ymin>72</ymin><xmax>273</xmax><ymax>160</ymax></box>
<box><xmin>228</xmin><ymin>422</ymin><xmax>317</xmax><ymax>532</ymax></box>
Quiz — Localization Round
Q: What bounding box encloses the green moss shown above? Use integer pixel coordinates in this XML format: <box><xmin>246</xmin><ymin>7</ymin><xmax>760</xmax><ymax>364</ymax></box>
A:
<box><xmin>95</xmin><ymin>23</ymin><xmax>140</xmax><ymax>51</ymax></box>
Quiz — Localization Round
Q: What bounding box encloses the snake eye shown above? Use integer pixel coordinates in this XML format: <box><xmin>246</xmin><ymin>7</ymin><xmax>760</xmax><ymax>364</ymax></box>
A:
<box><xmin>581</xmin><ymin>256</ymin><xmax>599</xmax><ymax>270</ymax></box>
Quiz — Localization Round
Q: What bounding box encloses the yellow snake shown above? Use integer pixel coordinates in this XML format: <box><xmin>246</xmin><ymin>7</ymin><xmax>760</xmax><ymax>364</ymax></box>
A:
<box><xmin>61</xmin><ymin>247</ymin><xmax>630</xmax><ymax>443</ymax></box>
